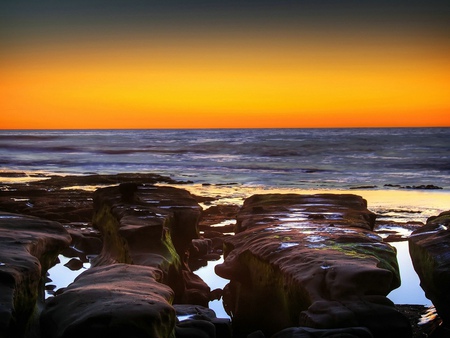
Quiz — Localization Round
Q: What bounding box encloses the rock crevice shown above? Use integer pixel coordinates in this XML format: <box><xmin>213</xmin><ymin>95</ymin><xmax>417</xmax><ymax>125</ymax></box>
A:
<box><xmin>91</xmin><ymin>183</ymin><xmax>209</xmax><ymax>305</ymax></box>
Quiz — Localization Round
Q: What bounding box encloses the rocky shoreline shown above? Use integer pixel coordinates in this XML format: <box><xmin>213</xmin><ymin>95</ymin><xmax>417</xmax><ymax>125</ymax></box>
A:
<box><xmin>0</xmin><ymin>173</ymin><xmax>449</xmax><ymax>337</ymax></box>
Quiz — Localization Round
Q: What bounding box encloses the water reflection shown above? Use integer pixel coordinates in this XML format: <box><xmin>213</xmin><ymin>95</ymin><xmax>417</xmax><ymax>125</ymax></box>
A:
<box><xmin>194</xmin><ymin>257</ymin><xmax>230</xmax><ymax>319</ymax></box>
<box><xmin>388</xmin><ymin>241</ymin><xmax>431</xmax><ymax>306</ymax></box>
<box><xmin>46</xmin><ymin>255</ymin><xmax>91</xmax><ymax>298</ymax></box>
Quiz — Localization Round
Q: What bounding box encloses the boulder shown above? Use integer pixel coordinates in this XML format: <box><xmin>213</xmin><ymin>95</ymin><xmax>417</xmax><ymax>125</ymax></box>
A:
<box><xmin>92</xmin><ymin>183</ymin><xmax>210</xmax><ymax>305</ymax></box>
<box><xmin>0</xmin><ymin>212</ymin><xmax>70</xmax><ymax>337</ymax></box>
<box><xmin>174</xmin><ymin>304</ymin><xmax>232</xmax><ymax>338</ymax></box>
<box><xmin>40</xmin><ymin>264</ymin><xmax>176</xmax><ymax>338</ymax></box>
<box><xmin>215</xmin><ymin>194</ymin><xmax>409</xmax><ymax>337</ymax></box>
<box><xmin>409</xmin><ymin>211</ymin><xmax>450</xmax><ymax>326</ymax></box>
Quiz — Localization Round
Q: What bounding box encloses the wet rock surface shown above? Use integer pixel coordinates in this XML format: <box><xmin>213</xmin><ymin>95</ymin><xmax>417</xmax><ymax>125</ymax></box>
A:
<box><xmin>216</xmin><ymin>194</ymin><xmax>409</xmax><ymax>337</ymax></box>
<box><xmin>374</xmin><ymin>220</ymin><xmax>424</xmax><ymax>242</ymax></box>
<box><xmin>0</xmin><ymin>212</ymin><xmax>70</xmax><ymax>337</ymax></box>
<box><xmin>1</xmin><ymin>174</ymin><xmax>217</xmax><ymax>338</ymax></box>
<box><xmin>409</xmin><ymin>211</ymin><xmax>450</xmax><ymax>328</ymax></box>
<box><xmin>0</xmin><ymin>173</ymin><xmax>183</xmax><ymax>224</ymax></box>
<box><xmin>41</xmin><ymin>264</ymin><xmax>176</xmax><ymax>338</ymax></box>
<box><xmin>92</xmin><ymin>183</ymin><xmax>210</xmax><ymax>305</ymax></box>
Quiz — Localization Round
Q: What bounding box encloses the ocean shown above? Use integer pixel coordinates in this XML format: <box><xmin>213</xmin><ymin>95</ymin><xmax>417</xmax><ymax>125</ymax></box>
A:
<box><xmin>1</xmin><ymin>128</ymin><xmax>449</xmax><ymax>190</ymax></box>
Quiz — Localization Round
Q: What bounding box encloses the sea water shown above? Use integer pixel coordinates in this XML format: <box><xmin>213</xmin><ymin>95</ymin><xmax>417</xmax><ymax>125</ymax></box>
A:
<box><xmin>1</xmin><ymin>128</ymin><xmax>449</xmax><ymax>190</ymax></box>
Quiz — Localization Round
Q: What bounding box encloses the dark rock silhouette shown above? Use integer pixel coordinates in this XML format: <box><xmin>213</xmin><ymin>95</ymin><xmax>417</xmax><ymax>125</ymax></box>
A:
<box><xmin>174</xmin><ymin>304</ymin><xmax>232</xmax><ymax>338</ymax></box>
<box><xmin>271</xmin><ymin>326</ymin><xmax>373</xmax><ymax>338</ymax></box>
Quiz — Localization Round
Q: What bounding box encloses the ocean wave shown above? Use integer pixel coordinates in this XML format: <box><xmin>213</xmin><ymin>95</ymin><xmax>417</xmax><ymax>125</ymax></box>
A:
<box><xmin>1</xmin><ymin>128</ymin><xmax>449</xmax><ymax>190</ymax></box>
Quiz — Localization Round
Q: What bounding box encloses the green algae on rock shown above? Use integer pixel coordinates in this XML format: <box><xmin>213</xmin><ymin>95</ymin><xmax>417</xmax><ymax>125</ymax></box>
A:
<box><xmin>216</xmin><ymin>193</ymin><xmax>409</xmax><ymax>337</ymax></box>
<box><xmin>92</xmin><ymin>183</ymin><xmax>210</xmax><ymax>306</ymax></box>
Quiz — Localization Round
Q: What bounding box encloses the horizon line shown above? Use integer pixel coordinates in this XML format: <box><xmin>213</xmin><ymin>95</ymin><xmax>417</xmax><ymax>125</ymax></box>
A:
<box><xmin>1</xmin><ymin>126</ymin><xmax>450</xmax><ymax>131</ymax></box>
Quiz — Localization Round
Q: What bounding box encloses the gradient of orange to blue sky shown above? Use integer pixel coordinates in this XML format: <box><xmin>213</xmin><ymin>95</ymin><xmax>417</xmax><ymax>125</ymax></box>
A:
<box><xmin>1</xmin><ymin>1</ymin><xmax>449</xmax><ymax>128</ymax></box>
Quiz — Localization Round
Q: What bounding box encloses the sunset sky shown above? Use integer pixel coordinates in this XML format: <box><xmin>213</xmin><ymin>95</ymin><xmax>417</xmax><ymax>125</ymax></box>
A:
<box><xmin>1</xmin><ymin>1</ymin><xmax>449</xmax><ymax>129</ymax></box>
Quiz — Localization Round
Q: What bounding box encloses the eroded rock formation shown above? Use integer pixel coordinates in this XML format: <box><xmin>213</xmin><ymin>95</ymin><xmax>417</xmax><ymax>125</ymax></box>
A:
<box><xmin>41</xmin><ymin>264</ymin><xmax>176</xmax><ymax>338</ymax></box>
<box><xmin>92</xmin><ymin>183</ymin><xmax>210</xmax><ymax>305</ymax></box>
<box><xmin>1</xmin><ymin>173</ymin><xmax>440</xmax><ymax>337</ymax></box>
<box><xmin>1</xmin><ymin>175</ymin><xmax>223</xmax><ymax>338</ymax></box>
<box><xmin>0</xmin><ymin>173</ymin><xmax>183</xmax><ymax>224</ymax></box>
<box><xmin>0</xmin><ymin>212</ymin><xmax>70</xmax><ymax>337</ymax></box>
<box><xmin>216</xmin><ymin>194</ymin><xmax>410</xmax><ymax>337</ymax></box>
<box><xmin>409</xmin><ymin>211</ymin><xmax>450</xmax><ymax>328</ymax></box>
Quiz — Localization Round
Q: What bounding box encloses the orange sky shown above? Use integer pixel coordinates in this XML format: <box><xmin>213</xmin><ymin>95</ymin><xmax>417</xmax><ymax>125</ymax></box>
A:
<box><xmin>1</xmin><ymin>2</ymin><xmax>449</xmax><ymax>129</ymax></box>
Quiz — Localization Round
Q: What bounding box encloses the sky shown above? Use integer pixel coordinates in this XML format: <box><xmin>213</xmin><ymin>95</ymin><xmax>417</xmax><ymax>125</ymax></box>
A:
<box><xmin>1</xmin><ymin>1</ymin><xmax>449</xmax><ymax>129</ymax></box>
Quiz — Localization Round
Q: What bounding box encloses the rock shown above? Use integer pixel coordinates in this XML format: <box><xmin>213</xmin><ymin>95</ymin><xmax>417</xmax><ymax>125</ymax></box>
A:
<box><xmin>247</xmin><ymin>330</ymin><xmax>266</xmax><ymax>338</ymax></box>
<box><xmin>174</xmin><ymin>304</ymin><xmax>232</xmax><ymax>338</ymax></box>
<box><xmin>191</xmin><ymin>194</ymin><xmax>217</xmax><ymax>204</ymax></box>
<box><xmin>384</xmin><ymin>184</ymin><xmax>403</xmax><ymax>188</ymax></box>
<box><xmin>0</xmin><ymin>185</ymin><xmax>93</xmax><ymax>224</ymax></box>
<box><xmin>409</xmin><ymin>211</ymin><xmax>450</xmax><ymax>326</ymax></box>
<box><xmin>405</xmin><ymin>185</ymin><xmax>443</xmax><ymax>190</ymax></box>
<box><xmin>0</xmin><ymin>173</ymin><xmax>185</xmax><ymax>224</ymax></box>
<box><xmin>272</xmin><ymin>326</ymin><xmax>373</xmax><ymax>338</ymax></box>
<box><xmin>199</xmin><ymin>205</ymin><xmax>239</xmax><ymax>236</ymax></box>
<box><xmin>64</xmin><ymin>225</ymin><xmax>102</xmax><ymax>258</ymax></box>
<box><xmin>201</xmin><ymin>205</ymin><xmax>240</xmax><ymax>225</ymax></box>
<box><xmin>383</xmin><ymin>183</ymin><xmax>443</xmax><ymax>190</ymax></box>
<box><xmin>174</xmin><ymin>304</ymin><xmax>217</xmax><ymax>321</ymax></box>
<box><xmin>349</xmin><ymin>185</ymin><xmax>377</xmax><ymax>190</ymax></box>
<box><xmin>0</xmin><ymin>212</ymin><xmax>70</xmax><ymax>337</ymax></box>
<box><xmin>0</xmin><ymin>172</ymin><xmax>28</xmax><ymax>178</ymax></box>
<box><xmin>63</xmin><ymin>258</ymin><xmax>84</xmax><ymax>271</ymax></box>
<box><xmin>374</xmin><ymin>221</ymin><xmax>424</xmax><ymax>242</ymax></box>
<box><xmin>40</xmin><ymin>264</ymin><xmax>176</xmax><ymax>338</ymax></box>
<box><xmin>215</xmin><ymin>194</ymin><xmax>409</xmax><ymax>337</ymax></box>
<box><xmin>190</xmin><ymin>238</ymin><xmax>212</xmax><ymax>258</ymax></box>
<box><xmin>234</xmin><ymin>194</ymin><xmax>377</xmax><ymax>233</ymax></box>
<box><xmin>92</xmin><ymin>183</ymin><xmax>210</xmax><ymax>305</ymax></box>
<box><xmin>175</xmin><ymin>320</ymin><xmax>216</xmax><ymax>338</ymax></box>
<box><xmin>396</xmin><ymin>304</ymin><xmax>436</xmax><ymax>338</ymax></box>
<box><xmin>34</xmin><ymin>172</ymin><xmax>183</xmax><ymax>188</ymax></box>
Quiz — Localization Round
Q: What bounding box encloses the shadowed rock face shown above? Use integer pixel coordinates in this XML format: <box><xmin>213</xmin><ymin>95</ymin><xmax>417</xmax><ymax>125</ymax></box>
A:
<box><xmin>409</xmin><ymin>211</ymin><xmax>450</xmax><ymax>326</ymax></box>
<box><xmin>92</xmin><ymin>183</ymin><xmax>210</xmax><ymax>305</ymax></box>
<box><xmin>215</xmin><ymin>194</ymin><xmax>409</xmax><ymax>337</ymax></box>
<box><xmin>40</xmin><ymin>264</ymin><xmax>176</xmax><ymax>338</ymax></box>
<box><xmin>0</xmin><ymin>212</ymin><xmax>70</xmax><ymax>337</ymax></box>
